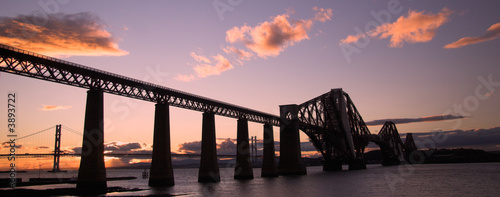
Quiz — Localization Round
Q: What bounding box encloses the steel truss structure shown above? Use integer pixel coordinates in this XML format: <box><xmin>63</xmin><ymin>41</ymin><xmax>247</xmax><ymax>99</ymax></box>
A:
<box><xmin>0</xmin><ymin>44</ymin><xmax>279</xmax><ymax>125</ymax></box>
<box><xmin>375</xmin><ymin>121</ymin><xmax>406</xmax><ymax>165</ymax></box>
<box><xmin>0</xmin><ymin>44</ymin><xmax>417</xmax><ymax>167</ymax></box>
<box><xmin>296</xmin><ymin>89</ymin><xmax>371</xmax><ymax>164</ymax></box>
<box><xmin>295</xmin><ymin>89</ymin><xmax>417</xmax><ymax>166</ymax></box>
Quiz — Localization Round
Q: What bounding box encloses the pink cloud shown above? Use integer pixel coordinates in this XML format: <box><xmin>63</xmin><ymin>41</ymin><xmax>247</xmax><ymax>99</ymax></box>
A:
<box><xmin>340</xmin><ymin>8</ymin><xmax>453</xmax><ymax>47</ymax></box>
<box><xmin>226</xmin><ymin>14</ymin><xmax>313</xmax><ymax>58</ymax></box>
<box><xmin>222</xmin><ymin>45</ymin><xmax>253</xmax><ymax>62</ymax></box>
<box><xmin>190</xmin><ymin>52</ymin><xmax>212</xmax><ymax>64</ymax></box>
<box><xmin>444</xmin><ymin>22</ymin><xmax>500</xmax><ymax>49</ymax></box>
<box><xmin>174</xmin><ymin>74</ymin><xmax>196</xmax><ymax>82</ymax></box>
<box><xmin>193</xmin><ymin>54</ymin><xmax>234</xmax><ymax>78</ymax></box>
<box><xmin>176</xmin><ymin>7</ymin><xmax>332</xmax><ymax>81</ymax></box>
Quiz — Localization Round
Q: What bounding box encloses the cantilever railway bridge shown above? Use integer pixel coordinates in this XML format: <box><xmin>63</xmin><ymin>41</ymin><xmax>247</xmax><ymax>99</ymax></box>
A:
<box><xmin>0</xmin><ymin>44</ymin><xmax>418</xmax><ymax>193</ymax></box>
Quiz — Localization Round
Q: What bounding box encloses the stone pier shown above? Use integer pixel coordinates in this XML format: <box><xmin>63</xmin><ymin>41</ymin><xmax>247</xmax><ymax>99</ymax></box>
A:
<box><xmin>261</xmin><ymin>123</ymin><xmax>278</xmax><ymax>177</ymax></box>
<box><xmin>149</xmin><ymin>102</ymin><xmax>174</xmax><ymax>186</ymax></box>
<box><xmin>234</xmin><ymin>118</ymin><xmax>253</xmax><ymax>179</ymax></box>
<box><xmin>198</xmin><ymin>112</ymin><xmax>220</xmax><ymax>182</ymax></box>
<box><xmin>77</xmin><ymin>89</ymin><xmax>107</xmax><ymax>194</ymax></box>
<box><xmin>278</xmin><ymin>105</ymin><xmax>307</xmax><ymax>175</ymax></box>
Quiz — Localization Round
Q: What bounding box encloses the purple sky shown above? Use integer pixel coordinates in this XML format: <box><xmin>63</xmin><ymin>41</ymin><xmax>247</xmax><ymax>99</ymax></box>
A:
<box><xmin>1</xmin><ymin>0</ymin><xmax>499</xmax><ymax>156</ymax></box>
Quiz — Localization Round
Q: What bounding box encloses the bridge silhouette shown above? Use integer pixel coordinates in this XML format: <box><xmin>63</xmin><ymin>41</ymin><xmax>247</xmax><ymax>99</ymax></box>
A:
<box><xmin>0</xmin><ymin>124</ymin><xmax>244</xmax><ymax>164</ymax></box>
<box><xmin>0</xmin><ymin>44</ymin><xmax>418</xmax><ymax>194</ymax></box>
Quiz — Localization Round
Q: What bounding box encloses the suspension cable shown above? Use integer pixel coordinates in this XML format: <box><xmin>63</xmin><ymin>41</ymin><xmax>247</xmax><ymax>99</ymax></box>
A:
<box><xmin>15</xmin><ymin>125</ymin><xmax>57</xmax><ymax>141</ymax></box>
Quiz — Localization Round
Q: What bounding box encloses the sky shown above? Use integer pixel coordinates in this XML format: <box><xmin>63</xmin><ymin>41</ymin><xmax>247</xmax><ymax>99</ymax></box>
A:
<box><xmin>0</xmin><ymin>0</ymin><xmax>500</xmax><ymax>170</ymax></box>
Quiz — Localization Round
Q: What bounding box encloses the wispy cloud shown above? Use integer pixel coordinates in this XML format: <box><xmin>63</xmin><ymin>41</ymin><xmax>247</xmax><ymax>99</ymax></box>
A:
<box><xmin>177</xmin><ymin>138</ymin><xmax>238</xmax><ymax>155</ymax></box>
<box><xmin>40</xmin><ymin>105</ymin><xmax>72</xmax><ymax>111</ymax></box>
<box><xmin>193</xmin><ymin>54</ymin><xmax>234</xmax><ymax>78</ymax></box>
<box><xmin>222</xmin><ymin>46</ymin><xmax>253</xmax><ymax>64</ymax></box>
<box><xmin>340</xmin><ymin>8</ymin><xmax>453</xmax><ymax>47</ymax></box>
<box><xmin>410</xmin><ymin>127</ymin><xmax>500</xmax><ymax>151</ymax></box>
<box><xmin>105</xmin><ymin>142</ymin><xmax>142</xmax><ymax>151</ymax></box>
<box><xmin>312</xmin><ymin>6</ymin><xmax>333</xmax><ymax>22</ymax></box>
<box><xmin>176</xmin><ymin>7</ymin><xmax>333</xmax><ymax>81</ymax></box>
<box><xmin>190</xmin><ymin>52</ymin><xmax>212</xmax><ymax>64</ymax></box>
<box><xmin>0</xmin><ymin>12</ymin><xmax>128</xmax><ymax>57</ymax></box>
<box><xmin>1</xmin><ymin>141</ymin><xmax>22</xmax><ymax>149</ymax></box>
<box><xmin>444</xmin><ymin>22</ymin><xmax>500</xmax><ymax>48</ymax></box>
<box><xmin>365</xmin><ymin>114</ymin><xmax>467</xmax><ymax>126</ymax></box>
<box><xmin>174</xmin><ymin>74</ymin><xmax>196</xmax><ymax>82</ymax></box>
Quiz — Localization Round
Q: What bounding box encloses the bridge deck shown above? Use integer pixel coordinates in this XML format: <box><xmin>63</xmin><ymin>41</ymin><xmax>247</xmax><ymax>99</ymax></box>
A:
<box><xmin>0</xmin><ymin>44</ymin><xmax>280</xmax><ymax>125</ymax></box>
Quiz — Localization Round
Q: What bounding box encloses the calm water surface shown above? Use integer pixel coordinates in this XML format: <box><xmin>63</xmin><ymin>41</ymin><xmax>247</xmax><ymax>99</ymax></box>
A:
<box><xmin>2</xmin><ymin>163</ymin><xmax>499</xmax><ymax>196</ymax></box>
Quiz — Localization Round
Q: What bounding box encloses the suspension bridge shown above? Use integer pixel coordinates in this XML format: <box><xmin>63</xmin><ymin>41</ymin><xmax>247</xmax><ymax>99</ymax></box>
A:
<box><xmin>0</xmin><ymin>44</ymin><xmax>418</xmax><ymax>194</ymax></box>
<box><xmin>0</xmin><ymin>124</ymin><xmax>241</xmax><ymax>169</ymax></box>
<box><xmin>0</xmin><ymin>124</ymin><xmax>82</xmax><ymax>172</ymax></box>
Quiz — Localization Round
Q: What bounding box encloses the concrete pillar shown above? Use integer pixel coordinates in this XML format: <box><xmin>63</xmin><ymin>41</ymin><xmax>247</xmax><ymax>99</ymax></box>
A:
<box><xmin>323</xmin><ymin>159</ymin><xmax>342</xmax><ymax>171</ymax></box>
<box><xmin>149</xmin><ymin>102</ymin><xmax>174</xmax><ymax>186</ymax></box>
<box><xmin>234</xmin><ymin>118</ymin><xmax>253</xmax><ymax>179</ymax></box>
<box><xmin>261</xmin><ymin>123</ymin><xmax>278</xmax><ymax>177</ymax></box>
<box><xmin>323</xmin><ymin>140</ymin><xmax>342</xmax><ymax>171</ymax></box>
<box><xmin>198</xmin><ymin>112</ymin><xmax>220</xmax><ymax>182</ymax></box>
<box><xmin>77</xmin><ymin>89</ymin><xmax>106</xmax><ymax>194</ymax></box>
<box><xmin>348</xmin><ymin>158</ymin><xmax>366</xmax><ymax>170</ymax></box>
<box><xmin>278</xmin><ymin>105</ymin><xmax>307</xmax><ymax>175</ymax></box>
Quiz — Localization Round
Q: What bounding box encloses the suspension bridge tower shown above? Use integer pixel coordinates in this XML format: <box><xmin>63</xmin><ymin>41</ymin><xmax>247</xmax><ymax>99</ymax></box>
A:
<box><xmin>49</xmin><ymin>124</ymin><xmax>66</xmax><ymax>172</ymax></box>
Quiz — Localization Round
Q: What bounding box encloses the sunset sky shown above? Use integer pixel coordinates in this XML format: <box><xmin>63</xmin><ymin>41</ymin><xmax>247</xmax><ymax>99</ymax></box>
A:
<box><xmin>1</xmin><ymin>1</ymin><xmax>500</xmax><ymax>170</ymax></box>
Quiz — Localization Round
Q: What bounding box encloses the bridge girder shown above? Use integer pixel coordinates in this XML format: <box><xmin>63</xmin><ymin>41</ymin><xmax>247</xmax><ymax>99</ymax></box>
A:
<box><xmin>375</xmin><ymin>121</ymin><xmax>406</xmax><ymax>165</ymax></box>
<box><xmin>0</xmin><ymin>44</ymin><xmax>279</xmax><ymax>125</ymax></box>
<box><xmin>0</xmin><ymin>44</ymin><xmax>420</xmax><ymax>169</ymax></box>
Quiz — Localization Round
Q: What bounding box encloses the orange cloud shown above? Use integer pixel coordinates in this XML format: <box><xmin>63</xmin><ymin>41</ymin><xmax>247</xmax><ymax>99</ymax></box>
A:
<box><xmin>174</xmin><ymin>74</ymin><xmax>196</xmax><ymax>82</ymax></box>
<box><xmin>222</xmin><ymin>45</ymin><xmax>253</xmax><ymax>64</ymax></box>
<box><xmin>444</xmin><ymin>22</ymin><xmax>500</xmax><ymax>49</ymax></box>
<box><xmin>226</xmin><ymin>14</ymin><xmax>313</xmax><ymax>58</ymax></box>
<box><xmin>176</xmin><ymin>7</ymin><xmax>332</xmax><ymax>81</ymax></box>
<box><xmin>340</xmin><ymin>8</ymin><xmax>453</xmax><ymax>47</ymax></box>
<box><xmin>175</xmin><ymin>52</ymin><xmax>235</xmax><ymax>81</ymax></box>
<box><xmin>0</xmin><ymin>12</ymin><xmax>128</xmax><ymax>57</ymax></box>
<box><xmin>313</xmin><ymin>6</ymin><xmax>333</xmax><ymax>22</ymax></box>
<box><xmin>225</xmin><ymin>7</ymin><xmax>332</xmax><ymax>58</ymax></box>
<box><xmin>40</xmin><ymin>105</ymin><xmax>72</xmax><ymax>111</ymax></box>
<box><xmin>190</xmin><ymin>52</ymin><xmax>211</xmax><ymax>64</ymax></box>
<box><xmin>193</xmin><ymin>54</ymin><xmax>234</xmax><ymax>78</ymax></box>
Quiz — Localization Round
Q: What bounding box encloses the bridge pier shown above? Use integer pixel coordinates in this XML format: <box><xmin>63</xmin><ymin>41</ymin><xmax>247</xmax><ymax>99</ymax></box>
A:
<box><xmin>261</xmin><ymin>123</ymin><xmax>278</xmax><ymax>177</ymax></box>
<box><xmin>278</xmin><ymin>105</ymin><xmax>306</xmax><ymax>175</ymax></box>
<box><xmin>77</xmin><ymin>89</ymin><xmax>107</xmax><ymax>194</ymax></box>
<box><xmin>198</xmin><ymin>112</ymin><xmax>220</xmax><ymax>182</ymax></box>
<box><xmin>234</xmin><ymin>118</ymin><xmax>253</xmax><ymax>179</ymax></box>
<box><xmin>149</xmin><ymin>102</ymin><xmax>174</xmax><ymax>187</ymax></box>
<box><xmin>348</xmin><ymin>158</ymin><xmax>366</xmax><ymax>170</ymax></box>
<box><xmin>323</xmin><ymin>159</ymin><xmax>342</xmax><ymax>171</ymax></box>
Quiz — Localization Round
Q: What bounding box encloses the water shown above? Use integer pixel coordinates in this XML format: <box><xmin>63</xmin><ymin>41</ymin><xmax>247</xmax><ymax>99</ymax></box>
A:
<box><xmin>2</xmin><ymin>163</ymin><xmax>499</xmax><ymax>196</ymax></box>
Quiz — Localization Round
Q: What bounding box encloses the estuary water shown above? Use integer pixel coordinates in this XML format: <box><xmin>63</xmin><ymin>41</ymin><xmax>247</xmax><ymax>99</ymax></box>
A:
<box><xmin>2</xmin><ymin>163</ymin><xmax>499</xmax><ymax>196</ymax></box>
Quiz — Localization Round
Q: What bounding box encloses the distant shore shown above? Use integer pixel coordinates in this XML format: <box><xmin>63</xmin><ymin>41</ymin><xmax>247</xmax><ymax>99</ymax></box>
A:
<box><xmin>3</xmin><ymin>148</ymin><xmax>498</xmax><ymax>172</ymax></box>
